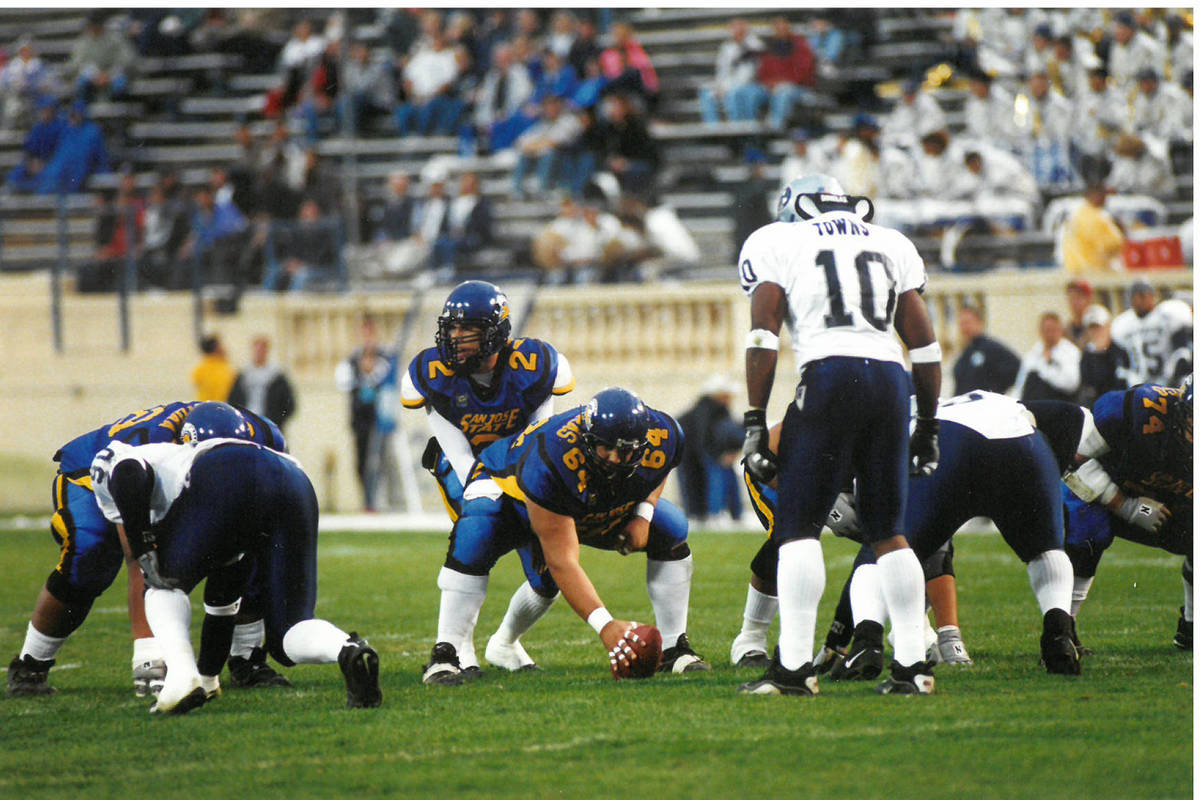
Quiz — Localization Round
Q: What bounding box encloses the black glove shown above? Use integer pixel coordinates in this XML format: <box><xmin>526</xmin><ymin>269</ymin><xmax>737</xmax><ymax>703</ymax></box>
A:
<box><xmin>742</xmin><ymin>409</ymin><xmax>778</xmax><ymax>484</ymax></box>
<box><xmin>910</xmin><ymin>416</ymin><xmax>939</xmax><ymax>476</ymax></box>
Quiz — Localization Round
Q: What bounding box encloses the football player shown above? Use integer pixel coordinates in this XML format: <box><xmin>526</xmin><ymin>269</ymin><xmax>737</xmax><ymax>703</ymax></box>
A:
<box><xmin>1111</xmin><ymin>280</ymin><xmax>1193</xmax><ymax>386</ymax></box>
<box><xmin>400</xmin><ymin>280</ymin><xmax>575</xmax><ymax>675</ymax></box>
<box><xmin>738</xmin><ymin>174</ymin><xmax>943</xmax><ymax>696</ymax></box>
<box><xmin>6</xmin><ymin>401</ymin><xmax>289</xmax><ymax>698</ymax></box>
<box><xmin>734</xmin><ymin>392</ymin><xmax>1087</xmax><ymax>678</ymax></box>
<box><xmin>88</xmin><ymin>435</ymin><xmax>381</xmax><ymax>714</ymax></box>
<box><xmin>421</xmin><ymin>387</ymin><xmax>708</xmax><ymax>685</ymax></box>
<box><xmin>1062</xmin><ymin>377</ymin><xmax>1193</xmax><ymax>650</ymax></box>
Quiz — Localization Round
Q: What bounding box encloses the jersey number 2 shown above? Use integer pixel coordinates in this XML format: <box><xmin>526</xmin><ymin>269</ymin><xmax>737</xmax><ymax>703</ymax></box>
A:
<box><xmin>816</xmin><ymin>250</ymin><xmax>896</xmax><ymax>332</ymax></box>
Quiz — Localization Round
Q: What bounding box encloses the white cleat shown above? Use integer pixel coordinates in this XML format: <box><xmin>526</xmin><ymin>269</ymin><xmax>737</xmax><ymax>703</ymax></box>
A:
<box><xmin>132</xmin><ymin>659</ymin><xmax>167</xmax><ymax>698</ymax></box>
<box><xmin>150</xmin><ymin>674</ymin><xmax>207</xmax><ymax>715</ymax></box>
<box><xmin>200</xmin><ymin>674</ymin><xmax>221</xmax><ymax>699</ymax></box>
<box><xmin>730</xmin><ymin>632</ymin><xmax>770</xmax><ymax>667</ymax></box>
<box><xmin>485</xmin><ymin>634</ymin><xmax>538</xmax><ymax>671</ymax></box>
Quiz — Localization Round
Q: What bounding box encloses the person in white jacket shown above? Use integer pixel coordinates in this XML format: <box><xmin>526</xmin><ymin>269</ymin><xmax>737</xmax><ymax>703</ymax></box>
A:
<box><xmin>1015</xmin><ymin>311</ymin><xmax>1082</xmax><ymax>402</ymax></box>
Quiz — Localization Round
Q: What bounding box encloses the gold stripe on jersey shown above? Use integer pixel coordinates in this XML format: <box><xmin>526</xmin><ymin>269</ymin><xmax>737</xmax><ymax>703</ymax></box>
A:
<box><xmin>435</xmin><ymin>480</ymin><xmax>460</xmax><ymax>523</ymax></box>
<box><xmin>492</xmin><ymin>474</ymin><xmax>527</xmax><ymax>503</ymax></box>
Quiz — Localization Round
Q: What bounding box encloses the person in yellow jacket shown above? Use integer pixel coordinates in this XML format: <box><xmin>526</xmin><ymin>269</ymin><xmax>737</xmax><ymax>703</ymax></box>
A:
<box><xmin>1061</xmin><ymin>183</ymin><xmax>1126</xmax><ymax>275</ymax></box>
<box><xmin>191</xmin><ymin>334</ymin><xmax>236</xmax><ymax>401</ymax></box>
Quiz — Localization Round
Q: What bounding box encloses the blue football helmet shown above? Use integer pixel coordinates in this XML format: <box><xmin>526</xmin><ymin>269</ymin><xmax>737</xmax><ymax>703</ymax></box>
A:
<box><xmin>179</xmin><ymin>402</ymin><xmax>252</xmax><ymax>445</ymax></box>
<box><xmin>777</xmin><ymin>173</ymin><xmax>873</xmax><ymax>223</ymax></box>
<box><xmin>580</xmin><ymin>388</ymin><xmax>652</xmax><ymax>482</ymax></box>
<box><xmin>1168</xmin><ymin>375</ymin><xmax>1193</xmax><ymax>469</ymax></box>
<box><xmin>435</xmin><ymin>280</ymin><xmax>512</xmax><ymax>374</ymax></box>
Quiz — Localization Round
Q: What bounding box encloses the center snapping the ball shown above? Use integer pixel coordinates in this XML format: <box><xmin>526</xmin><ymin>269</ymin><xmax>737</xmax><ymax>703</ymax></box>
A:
<box><xmin>612</xmin><ymin>624</ymin><xmax>663</xmax><ymax>679</ymax></box>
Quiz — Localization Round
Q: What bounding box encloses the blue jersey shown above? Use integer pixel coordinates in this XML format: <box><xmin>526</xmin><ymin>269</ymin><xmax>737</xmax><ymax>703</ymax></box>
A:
<box><xmin>54</xmin><ymin>402</ymin><xmax>287</xmax><ymax>475</ymax></box>
<box><xmin>476</xmin><ymin>406</ymin><xmax>683</xmax><ymax>545</ymax></box>
<box><xmin>403</xmin><ymin>338</ymin><xmax>573</xmax><ymax>452</ymax></box>
<box><xmin>1091</xmin><ymin>385</ymin><xmax>1191</xmax><ymax>509</ymax></box>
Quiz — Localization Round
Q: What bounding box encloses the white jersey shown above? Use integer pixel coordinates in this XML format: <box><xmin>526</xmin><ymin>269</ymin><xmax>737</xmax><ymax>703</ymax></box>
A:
<box><xmin>738</xmin><ymin>211</ymin><xmax>928</xmax><ymax>372</ymax></box>
<box><xmin>934</xmin><ymin>391</ymin><xmax>1036</xmax><ymax>440</ymax></box>
<box><xmin>1111</xmin><ymin>299</ymin><xmax>1193</xmax><ymax>385</ymax></box>
<box><xmin>90</xmin><ymin>438</ymin><xmax>286</xmax><ymax>526</ymax></box>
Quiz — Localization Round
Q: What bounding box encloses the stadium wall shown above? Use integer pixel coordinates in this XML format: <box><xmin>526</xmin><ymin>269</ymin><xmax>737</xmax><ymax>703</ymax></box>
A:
<box><xmin>0</xmin><ymin>269</ymin><xmax>1190</xmax><ymax>513</ymax></box>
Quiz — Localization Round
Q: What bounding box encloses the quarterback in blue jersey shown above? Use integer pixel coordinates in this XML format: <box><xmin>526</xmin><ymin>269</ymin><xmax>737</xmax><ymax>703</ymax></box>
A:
<box><xmin>734</xmin><ymin>392</ymin><xmax>1087</xmax><ymax>678</ymax></box>
<box><xmin>401</xmin><ymin>280</ymin><xmax>575</xmax><ymax>674</ymax></box>
<box><xmin>87</xmin><ymin>438</ymin><xmax>380</xmax><ymax>714</ymax></box>
<box><xmin>6</xmin><ymin>402</ymin><xmax>288</xmax><ymax>698</ymax></box>
<box><xmin>422</xmin><ymin>388</ymin><xmax>709</xmax><ymax>685</ymax></box>
<box><xmin>1061</xmin><ymin>379</ymin><xmax>1193</xmax><ymax>649</ymax></box>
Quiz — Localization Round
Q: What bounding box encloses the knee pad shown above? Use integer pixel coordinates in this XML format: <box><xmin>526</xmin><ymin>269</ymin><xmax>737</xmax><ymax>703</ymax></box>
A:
<box><xmin>45</xmin><ymin>569</ymin><xmax>100</xmax><ymax>609</ymax></box>
<box><xmin>749</xmin><ymin>538</ymin><xmax>779</xmax><ymax>586</ymax></box>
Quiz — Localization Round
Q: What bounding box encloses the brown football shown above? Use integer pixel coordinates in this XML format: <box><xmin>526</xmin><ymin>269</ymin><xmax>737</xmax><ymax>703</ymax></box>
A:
<box><xmin>613</xmin><ymin>624</ymin><xmax>663</xmax><ymax>679</ymax></box>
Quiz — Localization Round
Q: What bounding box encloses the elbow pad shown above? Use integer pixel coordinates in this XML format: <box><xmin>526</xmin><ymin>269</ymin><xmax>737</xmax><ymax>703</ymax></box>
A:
<box><xmin>1075</xmin><ymin>408</ymin><xmax>1109</xmax><ymax>460</ymax></box>
<box><xmin>1062</xmin><ymin>459</ymin><xmax>1118</xmax><ymax>505</ymax></box>
<box><xmin>110</xmin><ymin>459</ymin><xmax>156</xmax><ymax>553</ymax></box>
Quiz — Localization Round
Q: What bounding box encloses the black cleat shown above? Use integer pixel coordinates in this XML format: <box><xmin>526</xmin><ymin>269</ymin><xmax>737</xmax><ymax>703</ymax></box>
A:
<box><xmin>1069</xmin><ymin>623</ymin><xmax>1093</xmax><ymax>657</ymax></box>
<box><xmin>150</xmin><ymin>685</ymin><xmax>209</xmax><ymax>716</ymax></box>
<box><xmin>338</xmin><ymin>633</ymin><xmax>382</xmax><ymax>708</ymax></box>
<box><xmin>657</xmin><ymin>633</ymin><xmax>711</xmax><ymax>673</ymax></box>
<box><xmin>422</xmin><ymin>641</ymin><xmax>464</xmax><ymax>686</ymax></box>
<box><xmin>829</xmin><ymin>621</ymin><xmax>884</xmax><ymax>681</ymax></box>
<box><xmin>6</xmin><ymin>655</ymin><xmax>55</xmax><ymax>697</ymax></box>
<box><xmin>1040</xmin><ymin>609</ymin><xmax>1082</xmax><ymax>675</ymax></box>
<box><xmin>813</xmin><ymin>644</ymin><xmax>847</xmax><ymax>676</ymax></box>
<box><xmin>739</xmin><ymin>653</ymin><xmax>819</xmax><ymax>696</ymax></box>
<box><xmin>874</xmin><ymin>659</ymin><xmax>935</xmax><ymax>695</ymax></box>
<box><xmin>228</xmin><ymin>647</ymin><xmax>293</xmax><ymax>689</ymax></box>
<box><xmin>735</xmin><ymin>650</ymin><xmax>771</xmax><ymax>669</ymax></box>
<box><xmin>459</xmin><ymin>665</ymin><xmax>484</xmax><ymax>682</ymax></box>
<box><xmin>1173</xmin><ymin>608</ymin><xmax>1192</xmax><ymax>651</ymax></box>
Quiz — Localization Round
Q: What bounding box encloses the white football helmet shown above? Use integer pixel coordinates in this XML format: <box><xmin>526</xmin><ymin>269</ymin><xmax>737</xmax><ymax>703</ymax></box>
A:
<box><xmin>777</xmin><ymin>174</ymin><xmax>873</xmax><ymax>223</ymax></box>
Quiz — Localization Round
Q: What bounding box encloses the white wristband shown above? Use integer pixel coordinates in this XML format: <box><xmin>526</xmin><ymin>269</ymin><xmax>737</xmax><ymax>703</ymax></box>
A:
<box><xmin>746</xmin><ymin>329</ymin><xmax>780</xmax><ymax>351</ymax></box>
<box><xmin>587</xmin><ymin>607</ymin><xmax>614</xmax><ymax>634</ymax></box>
<box><xmin>908</xmin><ymin>341</ymin><xmax>942</xmax><ymax>364</ymax></box>
<box><xmin>635</xmin><ymin>501</ymin><xmax>655</xmax><ymax>522</ymax></box>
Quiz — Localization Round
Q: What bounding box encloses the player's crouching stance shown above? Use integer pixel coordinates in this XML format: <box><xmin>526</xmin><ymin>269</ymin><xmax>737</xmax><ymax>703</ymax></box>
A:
<box><xmin>422</xmin><ymin>388</ymin><xmax>709</xmax><ymax>685</ymax></box>
<box><xmin>90</xmin><ymin>438</ymin><xmax>381</xmax><ymax>713</ymax></box>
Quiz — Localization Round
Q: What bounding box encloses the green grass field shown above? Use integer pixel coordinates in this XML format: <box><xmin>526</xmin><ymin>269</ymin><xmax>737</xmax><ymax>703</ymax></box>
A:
<box><xmin>0</xmin><ymin>527</ymin><xmax>1192</xmax><ymax>800</ymax></box>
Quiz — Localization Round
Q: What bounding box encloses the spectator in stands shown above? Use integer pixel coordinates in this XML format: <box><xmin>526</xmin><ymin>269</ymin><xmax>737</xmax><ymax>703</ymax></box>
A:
<box><xmin>698</xmin><ymin>18</ymin><xmax>766</xmax><ymax>125</ymax></box>
<box><xmin>34</xmin><ymin>101</ymin><xmax>109</xmax><ymax>195</ymax></box>
<box><xmin>140</xmin><ymin>176</ymin><xmax>192</xmax><ymax>289</ymax></box>
<box><xmin>77</xmin><ymin>179</ymin><xmax>142</xmax><ymax>293</ymax></box>
<box><xmin>1023</xmin><ymin>23</ymin><xmax>1056</xmax><ymax>77</ymax></box>
<box><xmin>962</xmin><ymin>70</ymin><xmax>1019</xmax><ymax>152</ymax></box>
<box><xmin>949</xmin><ymin>148</ymin><xmax>1041</xmax><ymax>231</ymax></box>
<box><xmin>600</xmin><ymin>22</ymin><xmax>659</xmax><ymax>112</ymax></box>
<box><xmin>374</xmin><ymin>170</ymin><xmax>415</xmax><ymax>242</ymax></box>
<box><xmin>5</xmin><ymin>97</ymin><xmax>63</xmax><ymax>193</ymax></box>
<box><xmin>270</xmin><ymin>19</ymin><xmax>325</xmax><ymax>116</ymax></box>
<box><xmin>546</xmin><ymin>11</ymin><xmax>578</xmax><ymax>59</ymax></box>
<box><xmin>1107</xmin><ymin>11</ymin><xmax>1165</xmax><ymax>97</ymax></box>
<box><xmin>396</xmin><ymin>27</ymin><xmax>464</xmax><ymax>136</ymax></box>
<box><xmin>512</xmin><ymin>94</ymin><xmax>583</xmax><ymax>197</ymax></box>
<box><xmin>191</xmin><ymin>8</ymin><xmax>286</xmax><ymax>74</ymax></box>
<box><xmin>1077</xmin><ymin>304</ymin><xmax>1135</xmax><ymax>406</ymax></box>
<box><xmin>571</xmin><ymin>55</ymin><xmax>609</xmax><ymax>111</ymax></box>
<box><xmin>470</xmin><ymin>43</ymin><xmax>536</xmax><ymax>153</ymax></box>
<box><xmin>298</xmin><ymin>149</ymin><xmax>342</xmax><ymax>216</ymax></box>
<box><xmin>265</xmin><ymin>199</ymin><xmax>340</xmax><ymax>291</ymax></box>
<box><xmin>563</xmin><ymin>104</ymin><xmax>606</xmax><ymax>196</ymax></box>
<box><xmin>778</xmin><ymin>128</ymin><xmax>831</xmax><ymax>189</ymax></box>
<box><xmin>67</xmin><ymin>11</ymin><xmax>135</xmax><ymax>104</ymax></box>
<box><xmin>1047</xmin><ymin>35</ymin><xmax>1088</xmax><ymax>99</ymax></box>
<box><xmin>1014</xmin><ymin>310</ymin><xmax>1082</xmax><ymax>402</ymax></box>
<box><xmin>808</xmin><ymin>16</ymin><xmax>849</xmax><ymax>69</ymax></box>
<box><xmin>530</xmin><ymin>195</ymin><xmax>621</xmax><ymax>284</ymax></box>
<box><xmin>757</xmin><ymin>16</ymin><xmax>816</xmax><ymax>131</ymax></box>
<box><xmin>532</xmin><ymin>48</ymin><xmax>579</xmax><ymax>104</ymax></box>
<box><xmin>598</xmin><ymin>92</ymin><xmax>659</xmax><ymax>198</ymax></box>
<box><xmin>191</xmin><ymin>334</ymin><xmax>236</xmax><ymax>402</ymax></box>
<box><xmin>881</xmin><ymin>78</ymin><xmax>946</xmax><ymax>150</ymax></box>
<box><xmin>911</xmin><ymin>128</ymin><xmax>966</xmax><ymax>202</ymax></box>
<box><xmin>1065</xmin><ymin>278</ymin><xmax>1094</xmax><ymax>347</ymax></box>
<box><xmin>567</xmin><ymin>15</ymin><xmax>602</xmax><ymax>78</ymax></box>
<box><xmin>1108</xmin><ymin>133</ymin><xmax>1173</xmax><ymax>197</ymax></box>
<box><xmin>1164</xmin><ymin>15</ymin><xmax>1193</xmax><ymax>83</ymax></box>
<box><xmin>833</xmin><ymin>113</ymin><xmax>906</xmax><ymax>199</ymax></box>
<box><xmin>0</xmin><ymin>36</ymin><xmax>54</xmax><ymax>131</ymax></box>
<box><xmin>431</xmin><ymin>171</ymin><xmax>492</xmax><ymax>278</ymax></box>
<box><xmin>334</xmin><ymin>315</ymin><xmax>395</xmax><ymax>511</ymax></box>
<box><xmin>1071</xmin><ymin>65</ymin><xmax>1125</xmax><ymax>184</ymax></box>
<box><xmin>1061</xmin><ymin>183</ymin><xmax>1125</xmax><ymax>275</ymax></box>
<box><xmin>1127</xmin><ymin>67</ymin><xmax>1191</xmax><ymax>150</ymax></box>
<box><xmin>677</xmin><ymin>376</ymin><xmax>744</xmax><ymax>527</ymax></box>
<box><xmin>228</xmin><ymin>335</ymin><xmax>297</xmax><ymax>430</ymax></box>
<box><xmin>1019</xmin><ymin>70</ymin><xmax>1075</xmax><ymax>191</ymax></box>
<box><xmin>732</xmin><ymin>150</ymin><xmax>774</xmax><ymax>252</ymax></box>
<box><xmin>445</xmin><ymin>12</ymin><xmax>485</xmax><ymax>82</ymax></box>
<box><xmin>181</xmin><ymin>183</ymin><xmax>250</xmax><ymax>290</ymax></box>
<box><xmin>952</xmin><ymin>305</ymin><xmax>1021</xmax><ymax>394</ymax></box>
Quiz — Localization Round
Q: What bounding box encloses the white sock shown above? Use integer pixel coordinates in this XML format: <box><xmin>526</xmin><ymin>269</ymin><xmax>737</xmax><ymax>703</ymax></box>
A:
<box><xmin>849</xmin><ymin>563</ymin><xmax>886</xmax><ymax>626</ymax></box>
<box><xmin>144</xmin><ymin>587</ymin><xmax>199</xmax><ymax>683</ymax></box>
<box><xmin>740</xmin><ymin>584</ymin><xmax>778</xmax><ymax>639</ymax></box>
<box><xmin>876</xmin><ymin>548</ymin><xmax>927</xmax><ymax>667</ymax></box>
<box><xmin>20</xmin><ymin>622</ymin><xmax>66</xmax><ymax>662</ymax></box>
<box><xmin>281</xmin><ymin>619</ymin><xmax>350</xmax><ymax>664</ymax></box>
<box><xmin>647</xmin><ymin>556</ymin><xmax>693</xmax><ymax>645</ymax></box>
<box><xmin>776</xmin><ymin>539</ymin><xmax>825</xmax><ymax>671</ymax></box>
<box><xmin>231</xmin><ymin>619</ymin><xmax>266</xmax><ymax>659</ymax></box>
<box><xmin>436</xmin><ymin>567</ymin><xmax>488</xmax><ymax>665</ymax></box>
<box><xmin>1026</xmin><ymin>550</ymin><xmax>1073</xmax><ymax>615</ymax></box>
<box><xmin>131</xmin><ymin>636</ymin><xmax>162</xmax><ymax>667</ymax></box>
<box><xmin>1071</xmin><ymin>575</ymin><xmax>1094</xmax><ymax>618</ymax></box>
<box><xmin>494</xmin><ymin>581</ymin><xmax>557</xmax><ymax>645</ymax></box>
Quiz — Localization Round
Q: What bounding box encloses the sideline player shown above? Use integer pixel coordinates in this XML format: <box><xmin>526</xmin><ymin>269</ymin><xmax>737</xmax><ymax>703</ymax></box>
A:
<box><xmin>1062</xmin><ymin>378</ymin><xmax>1192</xmax><ymax>649</ymax></box>
<box><xmin>401</xmin><ymin>281</ymin><xmax>574</xmax><ymax>675</ymax></box>
<box><xmin>738</xmin><ymin>174</ymin><xmax>943</xmax><ymax>696</ymax></box>
<box><xmin>88</xmin><ymin>436</ymin><xmax>381</xmax><ymax>714</ymax></box>
<box><xmin>6</xmin><ymin>401</ymin><xmax>288</xmax><ymax>698</ymax></box>
<box><xmin>734</xmin><ymin>392</ymin><xmax>1086</xmax><ymax>677</ymax></box>
<box><xmin>1111</xmin><ymin>280</ymin><xmax>1192</xmax><ymax>386</ymax></box>
<box><xmin>422</xmin><ymin>387</ymin><xmax>709</xmax><ymax>685</ymax></box>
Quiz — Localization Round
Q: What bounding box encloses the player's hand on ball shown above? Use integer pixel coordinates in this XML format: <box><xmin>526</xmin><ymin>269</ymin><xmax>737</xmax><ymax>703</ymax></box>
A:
<box><xmin>909</xmin><ymin>417</ymin><xmax>939</xmax><ymax>476</ymax></box>
<box><xmin>603</xmin><ymin>622</ymin><xmax>663</xmax><ymax>679</ymax></box>
<box><xmin>1118</xmin><ymin>495</ymin><xmax>1170</xmax><ymax>534</ymax></box>
<box><xmin>742</xmin><ymin>409</ymin><xmax>777</xmax><ymax>484</ymax></box>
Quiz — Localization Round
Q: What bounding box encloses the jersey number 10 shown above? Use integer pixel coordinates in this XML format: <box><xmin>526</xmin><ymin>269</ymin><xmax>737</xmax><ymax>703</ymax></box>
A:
<box><xmin>816</xmin><ymin>249</ymin><xmax>896</xmax><ymax>332</ymax></box>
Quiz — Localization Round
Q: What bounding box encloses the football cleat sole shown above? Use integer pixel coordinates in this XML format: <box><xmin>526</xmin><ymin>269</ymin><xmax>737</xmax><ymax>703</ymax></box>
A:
<box><xmin>874</xmin><ymin>674</ymin><xmax>935</xmax><ymax>695</ymax></box>
<box><xmin>340</xmin><ymin>636</ymin><xmax>382</xmax><ymax>708</ymax></box>
<box><xmin>738</xmin><ymin>675</ymin><xmax>819</xmax><ymax>696</ymax></box>
<box><xmin>735</xmin><ymin>651</ymin><xmax>771</xmax><ymax>669</ymax></box>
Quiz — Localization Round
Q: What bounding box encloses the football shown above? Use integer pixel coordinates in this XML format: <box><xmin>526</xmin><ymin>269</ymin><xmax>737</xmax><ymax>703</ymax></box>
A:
<box><xmin>611</xmin><ymin>624</ymin><xmax>663</xmax><ymax>680</ymax></box>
